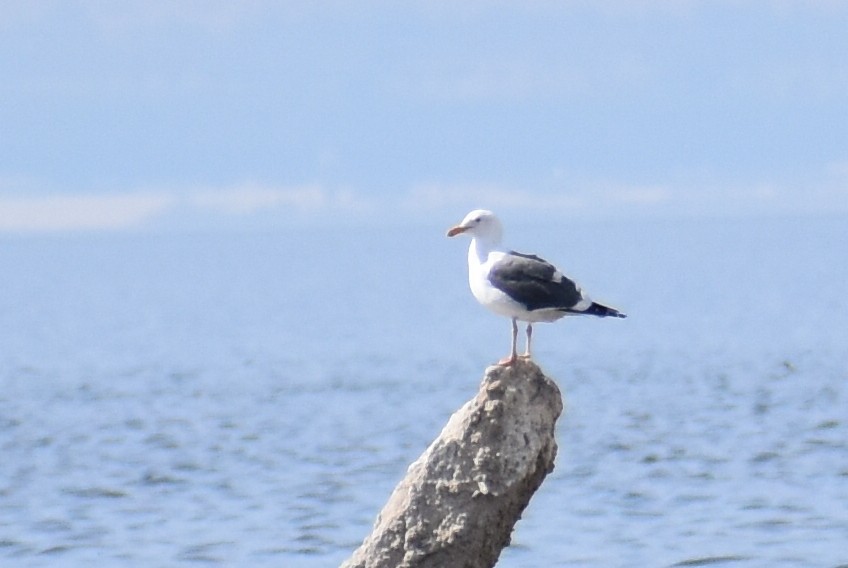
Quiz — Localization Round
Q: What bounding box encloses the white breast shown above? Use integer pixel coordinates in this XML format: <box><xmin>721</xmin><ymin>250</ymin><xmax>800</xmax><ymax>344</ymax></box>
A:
<box><xmin>467</xmin><ymin>249</ymin><xmax>533</xmax><ymax>319</ymax></box>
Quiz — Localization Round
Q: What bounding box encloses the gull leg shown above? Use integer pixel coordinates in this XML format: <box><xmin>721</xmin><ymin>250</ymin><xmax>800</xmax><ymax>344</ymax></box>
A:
<box><xmin>498</xmin><ymin>318</ymin><xmax>518</xmax><ymax>366</ymax></box>
<box><xmin>520</xmin><ymin>323</ymin><xmax>533</xmax><ymax>359</ymax></box>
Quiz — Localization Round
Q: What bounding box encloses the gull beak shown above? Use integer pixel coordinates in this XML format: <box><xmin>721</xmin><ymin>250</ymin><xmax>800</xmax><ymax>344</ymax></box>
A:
<box><xmin>446</xmin><ymin>225</ymin><xmax>468</xmax><ymax>237</ymax></box>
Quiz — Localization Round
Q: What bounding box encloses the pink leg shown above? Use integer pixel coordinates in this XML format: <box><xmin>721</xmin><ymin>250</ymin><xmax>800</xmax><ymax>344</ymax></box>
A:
<box><xmin>498</xmin><ymin>318</ymin><xmax>518</xmax><ymax>365</ymax></box>
<box><xmin>520</xmin><ymin>323</ymin><xmax>533</xmax><ymax>359</ymax></box>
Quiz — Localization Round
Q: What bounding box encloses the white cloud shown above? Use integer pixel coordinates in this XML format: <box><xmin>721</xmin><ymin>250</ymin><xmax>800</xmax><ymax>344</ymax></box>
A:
<box><xmin>188</xmin><ymin>183</ymin><xmax>374</xmax><ymax>216</ymax></box>
<box><xmin>400</xmin><ymin>177</ymin><xmax>848</xmax><ymax>219</ymax></box>
<box><xmin>1</xmin><ymin>173</ymin><xmax>843</xmax><ymax>235</ymax></box>
<box><xmin>0</xmin><ymin>192</ymin><xmax>177</xmax><ymax>232</ymax></box>
<box><xmin>190</xmin><ymin>184</ymin><xmax>327</xmax><ymax>214</ymax></box>
<box><xmin>0</xmin><ymin>183</ymin><xmax>376</xmax><ymax>233</ymax></box>
<box><xmin>402</xmin><ymin>181</ymin><xmax>678</xmax><ymax>217</ymax></box>
<box><xmin>403</xmin><ymin>183</ymin><xmax>587</xmax><ymax>213</ymax></box>
<box><xmin>400</xmin><ymin>55</ymin><xmax>651</xmax><ymax>104</ymax></box>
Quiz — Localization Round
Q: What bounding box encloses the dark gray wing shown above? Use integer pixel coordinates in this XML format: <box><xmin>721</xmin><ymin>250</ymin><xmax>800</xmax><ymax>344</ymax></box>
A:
<box><xmin>487</xmin><ymin>251</ymin><xmax>583</xmax><ymax>311</ymax></box>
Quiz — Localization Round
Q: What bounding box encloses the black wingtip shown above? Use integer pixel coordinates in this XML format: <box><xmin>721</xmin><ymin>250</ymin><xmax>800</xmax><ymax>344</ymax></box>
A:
<box><xmin>584</xmin><ymin>302</ymin><xmax>626</xmax><ymax>318</ymax></box>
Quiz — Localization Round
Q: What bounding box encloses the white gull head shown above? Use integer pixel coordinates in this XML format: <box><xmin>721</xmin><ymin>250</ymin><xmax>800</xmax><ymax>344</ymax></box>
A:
<box><xmin>445</xmin><ymin>209</ymin><xmax>503</xmax><ymax>249</ymax></box>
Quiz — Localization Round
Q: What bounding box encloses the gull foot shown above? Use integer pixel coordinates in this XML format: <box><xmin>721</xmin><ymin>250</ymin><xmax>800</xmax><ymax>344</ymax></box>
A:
<box><xmin>498</xmin><ymin>355</ymin><xmax>517</xmax><ymax>366</ymax></box>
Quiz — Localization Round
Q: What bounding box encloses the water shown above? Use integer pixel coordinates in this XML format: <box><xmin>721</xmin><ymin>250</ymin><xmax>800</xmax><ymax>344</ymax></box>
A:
<box><xmin>1</xmin><ymin>215</ymin><xmax>846</xmax><ymax>567</ymax></box>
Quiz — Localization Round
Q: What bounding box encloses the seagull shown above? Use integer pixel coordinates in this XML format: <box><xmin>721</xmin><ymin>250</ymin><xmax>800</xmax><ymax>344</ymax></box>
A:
<box><xmin>447</xmin><ymin>209</ymin><xmax>626</xmax><ymax>365</ymax></box>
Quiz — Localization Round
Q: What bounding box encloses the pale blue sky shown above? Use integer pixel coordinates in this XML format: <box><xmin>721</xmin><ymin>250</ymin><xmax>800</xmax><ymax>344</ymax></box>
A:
<box><xmin>2</xmin><ymin>1</ymin><xmax>847</xmax><ymax>232</ymax></box>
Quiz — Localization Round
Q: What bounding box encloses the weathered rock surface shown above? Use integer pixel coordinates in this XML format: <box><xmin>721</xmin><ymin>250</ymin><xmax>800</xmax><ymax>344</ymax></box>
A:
<box><xmin>341</xmin><ymin>359</ymin><xmax>563</xmax><ymax>568</ymax></box>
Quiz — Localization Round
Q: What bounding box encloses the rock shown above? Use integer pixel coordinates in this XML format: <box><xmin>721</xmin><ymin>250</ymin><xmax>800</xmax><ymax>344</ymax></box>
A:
<box><xmin>341</xmin><ymin>359</ymin><xmax>563</xmax><ymax>568</ymax></box>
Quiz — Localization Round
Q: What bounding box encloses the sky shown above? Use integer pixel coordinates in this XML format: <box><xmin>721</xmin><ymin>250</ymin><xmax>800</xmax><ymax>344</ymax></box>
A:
<box><xmin>2</xmin><ymin>1</ymin><xmax>848</xmax><ymax>233</ymax></box>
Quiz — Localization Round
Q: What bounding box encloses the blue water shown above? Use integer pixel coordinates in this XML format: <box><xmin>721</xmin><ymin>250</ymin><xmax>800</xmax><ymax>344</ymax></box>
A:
<box><xmin>1</xmin><ymin>215</ymin><xmax>846</xmax><ymax>567</ymax></box>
